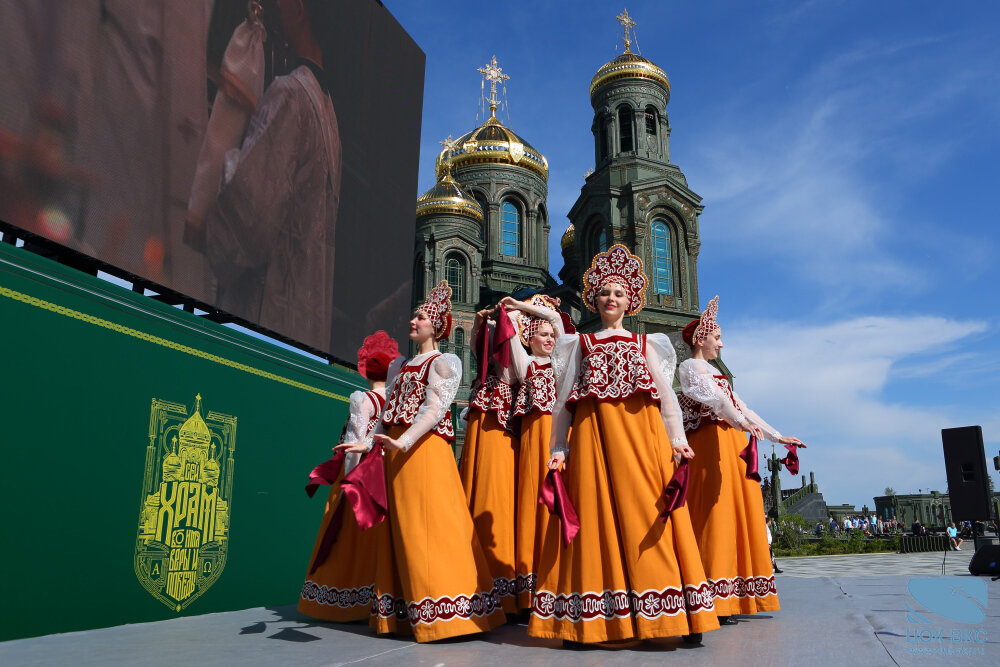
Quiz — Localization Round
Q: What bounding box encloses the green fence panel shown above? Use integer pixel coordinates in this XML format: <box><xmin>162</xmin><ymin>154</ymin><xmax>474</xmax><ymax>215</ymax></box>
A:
<box><xmin>0</xmin><ymin>243</ymin><xmax>365</xmax><ymax>641</ymax></box>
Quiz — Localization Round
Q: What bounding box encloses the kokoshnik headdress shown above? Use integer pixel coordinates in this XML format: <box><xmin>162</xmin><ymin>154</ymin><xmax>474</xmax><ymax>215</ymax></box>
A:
<box><xmin>582</xmin><ymin>243</ymin><xmax>648</xmax><ymax>316</ymax></box>
<box><xmin>683</xmin><ymin>295</ymin><xmax>721</xmax><ymax>346</ymax></box>
<box><xmin>420</xmin><ymin>280</ymin><xmax>453</xmax><ymax>341</ymax></box>
<box><xmin>357</xmin><ymin>330</ymin><xmax>400</xmax><ymax>381</ymax></box>
<box><xmin>516</xmin><ymin>294</ymin><xmax>561</xmax><ymax>346</ymax></box>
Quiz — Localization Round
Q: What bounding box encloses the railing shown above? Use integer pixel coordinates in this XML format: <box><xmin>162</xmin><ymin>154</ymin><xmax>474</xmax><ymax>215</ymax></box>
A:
<box><xmin>782</xmin><ymin>483</ymin><xmax>818</xmax><ymax>509</ymax></box>
<box><xmin>899</xmin><ymin>536</ymin><xmax>949</xmax><ymax>553</ymax></box>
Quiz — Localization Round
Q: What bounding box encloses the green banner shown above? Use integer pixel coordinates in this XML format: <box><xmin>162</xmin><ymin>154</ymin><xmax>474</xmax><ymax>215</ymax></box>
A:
<box><xmin>0</xmin><ymin>243</ymin><xmax>364</xmax><ymax>641</ymax></box>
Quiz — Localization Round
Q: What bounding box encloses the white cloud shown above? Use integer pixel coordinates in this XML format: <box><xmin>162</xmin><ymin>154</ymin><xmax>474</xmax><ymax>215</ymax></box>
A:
<box><xmin>722</xmin><ymin>315</ymin><xmax>993</xmax><ymax>509</ymax></box>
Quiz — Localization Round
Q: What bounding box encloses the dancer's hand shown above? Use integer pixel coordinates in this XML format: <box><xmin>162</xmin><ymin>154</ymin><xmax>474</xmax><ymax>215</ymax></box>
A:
<box><xmin>372</xmin><ymin>434</ymin><xmax>404</xmax><ymax>451</ymax></box>
<box><xmin>672</xmin><ymin>441</ymin><xmax>695</xmax><ymax>460</ymax></box>
<box><xmin>498</xmin><ymin>296</ymin><xmax>520</xmax><ymax>310</ymax></box>
<box><xmin>743</xmin><ymin>421</ymin><xmax>764</xmax><ymax>440</ymax></box>
<box><xmin>333</xmin><ymin>442</ymin><xmax>367</xmax><ymax>454</ymax></box>
<box><xmin>779</xmin><ymin>436</ymin><xmax>805</xmax><ymax>447</ymax></box>
<box><xmin>547</xmin><ymin>451</ymin><xmax>565</xmax><ymax>470</ymax></box>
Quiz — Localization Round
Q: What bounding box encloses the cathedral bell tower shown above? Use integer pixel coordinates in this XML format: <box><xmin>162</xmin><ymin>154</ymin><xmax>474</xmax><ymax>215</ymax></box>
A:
<box><xmin>562</xmin><ymin>10</ymin><xmax>704</xmax><ymax>334</ymax></box>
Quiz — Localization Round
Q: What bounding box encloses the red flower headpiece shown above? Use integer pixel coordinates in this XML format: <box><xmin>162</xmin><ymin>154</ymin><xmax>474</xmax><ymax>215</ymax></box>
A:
<box><xmin>419</xmin><ymin>280</ymin><xmax>453</xmax><ymax>341</ymax></box>
<box><xmin>683</xmin><ymin>295</ymin><xmax>720</xmax><ymax>346</ymax></box>
<box><xmin>582</xmin><ymin>244</ymin><xmax>647</xmax><ymax>316</ymax></box>
<box><xmin>357</xmin><ymin>330</ymin><xmax>400</xmax><ymax>381</ymax></box>
<box><xmin>516</xmin><ymin>294</ymin><xmax>561</xmax><ymax>347</ymax></box>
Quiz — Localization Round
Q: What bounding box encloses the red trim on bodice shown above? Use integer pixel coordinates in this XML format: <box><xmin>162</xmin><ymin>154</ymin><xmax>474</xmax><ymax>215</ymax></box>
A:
<box><xmin>469</xmin><ymin>373</ymin><xmax>515</xmax><ymax>430</ymax></box>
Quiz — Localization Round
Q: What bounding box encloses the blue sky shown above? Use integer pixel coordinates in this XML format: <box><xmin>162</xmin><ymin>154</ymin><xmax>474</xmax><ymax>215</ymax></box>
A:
<box><xmin>386</xmin><ymin>0</ymin><xmax>1000</xmax><ymax>511</ymax></box>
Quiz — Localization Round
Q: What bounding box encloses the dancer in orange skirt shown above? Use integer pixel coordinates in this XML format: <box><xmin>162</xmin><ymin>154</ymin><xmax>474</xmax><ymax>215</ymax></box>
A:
<box><xmin>499</xmin><ymin>294</ymin><xmax>568</xmax><ymax>611</ymax></box>
<box><xmin>298</xmin><ymin>331</ymin><xmax>400</xmax><ymax>621</ymax></box>
<box><xmin>677</xmin><ymin>296</ymin><xmax>805</xmax><ymax>621</ymax></box>
<box><xmin>459</xmin><ymin>302</ymin><xmax>521</xmax><ymax>612</ymax></box>
<box><xmin>336</xmin><ymin>281</ymin><xmax>505</xmax><ymax>641</ymax></box>
<box><xmin>527</xmin><ymin>245</ymin><xmax>719</xmax><ymax>645</ymax></box>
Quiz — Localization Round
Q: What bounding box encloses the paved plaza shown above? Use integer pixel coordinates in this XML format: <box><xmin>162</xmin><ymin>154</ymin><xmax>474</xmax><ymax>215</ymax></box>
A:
<box><xmin>2</xmin><ymin>550</ymin><xmax>997</xmax><ymax>667</ymax></box>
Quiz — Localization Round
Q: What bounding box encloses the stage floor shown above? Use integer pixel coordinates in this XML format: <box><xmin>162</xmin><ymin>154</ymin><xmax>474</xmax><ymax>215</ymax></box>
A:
<box><xmin>2</xmin><ymin>551</ymin><xmax>996</xmax><ymax>666</ymax></box>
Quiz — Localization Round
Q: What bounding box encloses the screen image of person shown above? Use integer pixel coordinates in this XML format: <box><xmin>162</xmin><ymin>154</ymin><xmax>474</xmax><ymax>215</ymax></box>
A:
<box><xmin>196</xmin><ymin>0</ymin><xmax>341</xmax><ymax>352</ymax></box>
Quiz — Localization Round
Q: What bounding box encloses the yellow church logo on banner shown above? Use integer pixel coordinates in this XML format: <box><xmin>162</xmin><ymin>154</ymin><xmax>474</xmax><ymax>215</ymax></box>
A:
<box><xmin>134</xmin><ymin>394</ymin><xmax>237</xmax><ymax>611</ymax></box>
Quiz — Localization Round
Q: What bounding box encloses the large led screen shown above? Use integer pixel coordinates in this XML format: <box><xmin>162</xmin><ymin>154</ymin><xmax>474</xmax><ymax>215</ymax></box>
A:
<box><xmin>0</xmin><ymin>0</ymin><xmax>423</xmax><ymax>360</ymax></box>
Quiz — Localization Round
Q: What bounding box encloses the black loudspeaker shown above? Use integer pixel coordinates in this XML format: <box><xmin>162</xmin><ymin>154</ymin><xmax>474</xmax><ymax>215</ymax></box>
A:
<box><xmin>968</xmin><ymin>544</ymin><xmax>1000</xmax><ymax>576</ymax></box>
<box><xmin>942</xmin><ymin>425</ymin><xmax>991</xmax><ymax>521</ymax></box>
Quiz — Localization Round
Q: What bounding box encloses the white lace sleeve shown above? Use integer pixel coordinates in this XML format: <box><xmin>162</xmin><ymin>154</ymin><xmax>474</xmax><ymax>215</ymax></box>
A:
<box><xmin>500</xmin><ymin>310</ymin><xmax>531</xmax><ymax>378</ymax></box>
<box><xmin>396</xmin><ymin>353</ymin><xmax>461</xmax><ymax>451</ymax></box>
<box><xmin>733</xmin><ymin>392</ymin><xmax>782</xmax><ymax>442</ymax></box>
<box><xmin>341</xmin><ymin>390</ymin><xmax>376</xmax><ymax>472</ymax></box>
<box><xmin>548</xmin><ymin>334</ymin><xmax>582</xmax><ymax>457</ymax></box>
<box><xmin>645</xmin><ymin>334</ymin><xmax>687</xmax><ymax>447</ymax></box>
<box><xmin>678</xmin><ymin>359</ymin><xmax>749</xmax><ymax>429</ymax></box>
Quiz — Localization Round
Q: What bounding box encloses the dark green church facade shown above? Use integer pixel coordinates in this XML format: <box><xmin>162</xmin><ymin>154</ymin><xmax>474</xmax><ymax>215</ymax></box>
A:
<box><xmin>413</xmin><ymin>28</ymin><xmax>708</xmax><ymax>449</ymax></box>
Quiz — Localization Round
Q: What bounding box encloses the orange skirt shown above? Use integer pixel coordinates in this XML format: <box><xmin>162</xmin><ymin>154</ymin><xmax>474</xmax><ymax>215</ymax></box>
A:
<box><xmin>298</xmin><ymin>463</ymin><xmax>384</xmax><ymax>621</ymax></box>
<box><xmin>459</xmin><ymin>408</ymin><xmax>519</xmax><ymax>612</ymax></box>
<box><xmin>515</xmin><ymin>411</ymin><xmax>552</xmax><ymax>610</ymax></box>
<box><xmin>686</xmin><ymin>421</ymin><xmax>779</xmax><ymax>616</ymax></box>
<box><xmin>527</xmin><ymin>396</ymin><xmax>719</xmax><ymax>643</ymax></box>
<box><xmin>371</xmin><ymin>424</ymin><xmax>506</xmax><ymax>641</ymax></box>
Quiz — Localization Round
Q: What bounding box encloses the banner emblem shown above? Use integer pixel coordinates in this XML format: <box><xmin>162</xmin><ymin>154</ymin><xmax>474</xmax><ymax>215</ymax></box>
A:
<box><xmin>134</xmin><ymin>395</ymin><xmax>237</xmax><ymax>611</ymax></box>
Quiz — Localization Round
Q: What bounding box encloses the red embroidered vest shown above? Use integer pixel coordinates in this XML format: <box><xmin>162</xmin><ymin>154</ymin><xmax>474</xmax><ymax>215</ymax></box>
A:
<box><xmin>567</xmin><ymin>333</ymin><xmax>659</xmax><ymax>404</ymax></box>
<box><xmin>381</xmin><ymin>354</ymin><xmax>455</xmax><ymax>441</ymax></box>
<box><xmin>512</xmin><ymin>360</ymin><xmax>556</xmax><ymax>416</ymax></box>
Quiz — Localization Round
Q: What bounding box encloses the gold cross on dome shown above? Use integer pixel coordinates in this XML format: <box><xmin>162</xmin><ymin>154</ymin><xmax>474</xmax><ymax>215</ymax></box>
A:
<box><xmin>439</xmin><ymin>135</ymin><xmax>458</xmax><ymax>174</ymax></box>
<box><xmin>617</xmin><ymin>8</ymin><xmax>636</xmax><ymax>52</ymax></box>
<box><xmin>477</xmin><ymin>55</ymin><xmax>510</xmax><ymax>118</ymax></box>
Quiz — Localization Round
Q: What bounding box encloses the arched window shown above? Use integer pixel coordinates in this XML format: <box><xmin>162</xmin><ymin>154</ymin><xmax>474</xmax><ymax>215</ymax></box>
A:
<box><xmin>651</xmin><ymin>220</ymin><xmax>673</xmax><ymax>295</ymax></box>
<box><xmin>590</xmin><ymin>223</ymin><xmax>608</xmax><ymax>256</ymax></box>
<box><xmin>500</xmin><ymin>200</ymin><xmax>521</xmax><ymax>257</ymax></box>
<box><xmin>445</xmin><ymin>253</ymin><xmax>465</xmax><ymax>302</ymax></box>
<box><xmin>645</xmin><ymin>106</ymin><xmax>658</xmax><ymax>136</ymax></box>
<box><xmin>454</xmin><ymin>328</ymin><xmax>467</xmax><ymax>384</ymax></box>
<box><xmin>618</xmin><ymin>106</ymin><xmax>633</xmax><ymax>152</ymax></box>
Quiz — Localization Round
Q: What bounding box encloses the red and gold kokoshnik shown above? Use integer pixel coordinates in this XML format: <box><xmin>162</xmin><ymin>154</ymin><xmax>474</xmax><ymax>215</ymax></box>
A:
<box><xmin>420</xmin><ymin>280</ymin><xmax>453</xmax><ymax>341</ymax></box>
<box><xmin>582</xmin><ymin>244</ymin><xmax>648</xmax><ymax>315</ymax></box>
<box><xmin>692</xmin><ymin>295</ymin><xmax>721</xmax><ymax>344</ymax></box>
<box><xmin>516</xmin><ymin>294</ymin><xmax>560</xmax><ymax>347</ymax></box>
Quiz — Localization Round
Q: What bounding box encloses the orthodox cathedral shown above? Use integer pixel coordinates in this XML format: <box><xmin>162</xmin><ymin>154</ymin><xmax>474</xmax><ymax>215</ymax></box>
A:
<box><xmin>413</xmin><ymin>11</ymin><xmax>707</xmax><ymax>436</ymax></box>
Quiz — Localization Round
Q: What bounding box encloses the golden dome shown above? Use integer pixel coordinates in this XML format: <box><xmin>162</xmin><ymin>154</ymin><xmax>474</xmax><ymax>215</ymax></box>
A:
<box><xmin>436</xmin><ymin>116</ymin><xmax>548</xmax><ymax>181</ymax></box>
<box><xmin>590</xmin><ymin>50</ymin><xmax>669</xmax><ymax>99</ymax></box>
<box><xmin>416</xmin><ymin>173</ymin><xmax>484</xmax><ymax>222</ymax></box>
<box><xmin>560</xmin><ymin>223</ymin><xmax>575</xmax><ymax>250</ymax></box>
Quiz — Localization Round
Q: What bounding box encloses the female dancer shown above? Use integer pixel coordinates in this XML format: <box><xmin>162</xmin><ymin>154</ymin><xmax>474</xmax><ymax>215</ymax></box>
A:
<box><xmin>298</xmin><ymin>330</ymin><xmax>399</xmax><ymax>621</ymax></box>
<box><xmin>336</xmin><ymin>281</ymin><xmax>505</xmax><ymax>641</ymax></box>
<box><xmin>460</xmin><ymin>302</ymin><xmax>521</xmax><ymax>612</ymax></box>
<box><xmin>677</xmin><ymin>296</ymin><xmax>804</xmax><ymax>620</ymax></box>
<box><xmin>498</xmin><ymin>294</ymin><xmax>566</xmax><ymax>611</ymax></box>
<box><xmin>527</xmin><ymin>245</ymin><xmax>719</xmax><ymax>644</ymax></box>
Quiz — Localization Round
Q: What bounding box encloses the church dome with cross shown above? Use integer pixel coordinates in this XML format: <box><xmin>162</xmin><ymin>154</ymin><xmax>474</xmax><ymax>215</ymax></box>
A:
<box><xmin>435</xmin><ymin>116</ymin><xmax>549</xmax><ymax>180</ymax></box>
<box><xmin>589</xmin><ymin>9</ymin><xmax>669</xmax><ymax>102</ymax></box>
<box><xmin>434</xmin><ymin>57</ymin><xmax>548</xmax><ymax>181</ymax></box>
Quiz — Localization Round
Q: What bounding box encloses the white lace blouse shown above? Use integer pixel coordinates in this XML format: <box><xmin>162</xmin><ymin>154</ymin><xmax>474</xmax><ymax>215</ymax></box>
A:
<box><xmin>677</xmin><ymin>358</ymin><xmax>782</xmax><ymax>442</ymax></box>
